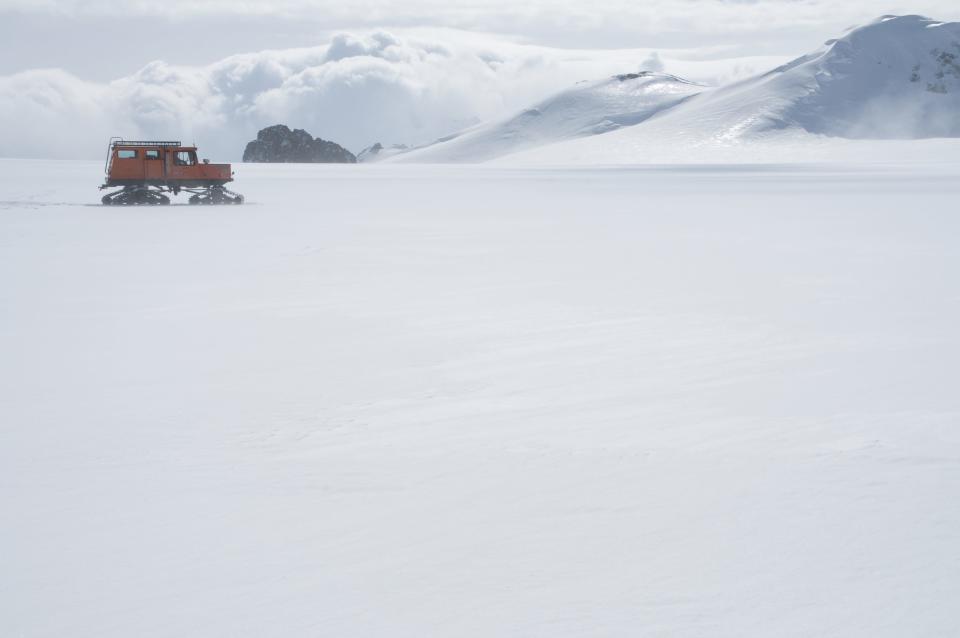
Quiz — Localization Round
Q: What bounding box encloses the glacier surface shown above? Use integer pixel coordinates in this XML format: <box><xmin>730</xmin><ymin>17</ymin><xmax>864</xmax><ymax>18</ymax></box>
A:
<box><xmin>2</xmin><ymin>160</ymin><xmax>960</xmax><ymax>636</ymax></box>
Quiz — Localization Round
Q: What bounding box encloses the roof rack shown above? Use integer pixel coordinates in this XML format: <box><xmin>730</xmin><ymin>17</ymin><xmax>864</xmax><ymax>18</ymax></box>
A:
<box><xmin>111</xmin><ymin>140</ymin><xmax>183</xmax><ymax>147</ymax></box>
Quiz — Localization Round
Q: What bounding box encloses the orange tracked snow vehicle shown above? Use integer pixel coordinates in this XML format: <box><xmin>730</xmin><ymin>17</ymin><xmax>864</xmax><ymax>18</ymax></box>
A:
<box><xmin>100</xmin><ymin>138</ymin><xmax>243</xmax><ymax>205</ymax></box>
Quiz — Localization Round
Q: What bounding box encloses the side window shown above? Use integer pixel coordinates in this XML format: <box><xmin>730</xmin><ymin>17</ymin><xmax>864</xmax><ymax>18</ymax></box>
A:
<box><xmin>174</xmin><ymin>151</ymin><xmax>196</xmax><ymax>166</ymax></box>
<box><xmin>145</xmin><ymin>150</ymin><xmax>160</xmax><ymax>159</ymax></box>
<box><xmin>117</xmin><ymin>150</ymin><xmax>137</xmax><ymax>159</ymax></box>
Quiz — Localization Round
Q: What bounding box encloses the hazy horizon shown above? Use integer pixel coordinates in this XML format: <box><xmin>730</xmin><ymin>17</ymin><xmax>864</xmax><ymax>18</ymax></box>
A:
<box><xmin>2</xmin><ymin>2</ymin><xmax>960</xmax><ymax>160</ymax></box>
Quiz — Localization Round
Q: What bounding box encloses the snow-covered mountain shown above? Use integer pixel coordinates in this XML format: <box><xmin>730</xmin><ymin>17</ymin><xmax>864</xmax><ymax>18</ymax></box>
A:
<box><xmin>649</xmin><ymin>14</ymin><xmax>960</xmax><ymax>141</ymax></box>
<box><xmin>391</xmin><ymin>72</ymin><xmax>704</xmax><ymax>163</ymax></box>
<box><xmin>396</xmin><ymin>15</ymin><xmax>960</xmax><ymax>164</ymax></box>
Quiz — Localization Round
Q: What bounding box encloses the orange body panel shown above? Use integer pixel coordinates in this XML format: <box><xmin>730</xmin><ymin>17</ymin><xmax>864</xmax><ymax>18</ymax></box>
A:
<box><xmin>104</xmin><ymin>142</ymin><xmax>232</xmax><ymax>187</ymax></box>
<box><xmin>145</xmin><ymin>157</ymin><xmax>164</xmax><ymax>180</ymax></box>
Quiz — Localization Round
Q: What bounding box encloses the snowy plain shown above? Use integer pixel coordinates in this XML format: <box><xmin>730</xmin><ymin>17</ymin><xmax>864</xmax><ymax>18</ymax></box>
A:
<box><xmin>2</xmin><ymin>159</ymin><xmax>960</xmax><ymax>636</ymax></box>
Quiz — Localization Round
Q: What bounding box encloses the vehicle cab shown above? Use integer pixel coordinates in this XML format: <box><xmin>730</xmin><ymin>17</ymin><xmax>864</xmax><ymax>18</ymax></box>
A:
<box><xmin>104</xmin><ymin>138</ymin><xmax>233</xmax><ymax>187</ymax></box>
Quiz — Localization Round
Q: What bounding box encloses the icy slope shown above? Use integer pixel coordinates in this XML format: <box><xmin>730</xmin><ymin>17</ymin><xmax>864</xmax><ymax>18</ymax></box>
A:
<box><xmin>392</xmin><ymin>72</ymin><xmax>704</xmax><ymax>163</ymax></box>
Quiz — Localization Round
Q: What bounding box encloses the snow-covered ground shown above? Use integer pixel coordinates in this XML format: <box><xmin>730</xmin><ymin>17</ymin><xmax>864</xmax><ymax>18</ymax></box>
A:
<box><xmin>3</xmin><ymin>159</ymin><xmax>960</xmax><ymax>636</ymax></box>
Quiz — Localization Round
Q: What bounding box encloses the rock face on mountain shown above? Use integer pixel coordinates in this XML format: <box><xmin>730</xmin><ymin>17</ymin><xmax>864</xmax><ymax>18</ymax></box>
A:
<box><xmin>243</xmin><ymin>125</ymin><xmax>356</xmax><ymax>163</ymax></box>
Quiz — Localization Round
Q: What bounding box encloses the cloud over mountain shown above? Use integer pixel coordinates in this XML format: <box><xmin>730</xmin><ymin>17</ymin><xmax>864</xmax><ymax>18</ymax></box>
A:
<box><xmin>0</xmin><ymin>30</ymin><xmax>783</xmax><ymax>160</ymax></box>
<box><xmin>0</xmin><ymin>32</ymin><xmax>502</xmax><ymax>159</ymax></box>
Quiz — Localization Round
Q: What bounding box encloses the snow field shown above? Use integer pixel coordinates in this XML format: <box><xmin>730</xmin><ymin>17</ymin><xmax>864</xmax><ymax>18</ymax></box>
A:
<box><xmin>2</xmin><ymin>160</ymin><xmax>960</xmax><ymax>636</ymax></box>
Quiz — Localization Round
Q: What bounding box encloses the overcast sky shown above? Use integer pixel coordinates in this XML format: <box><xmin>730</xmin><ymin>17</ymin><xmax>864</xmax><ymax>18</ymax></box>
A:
<box><xmin>4</xmin><ymin>0</ymin><xmax>960</xmax><ymax>79</ymax></box>
<box><xmin>2</xmin><ymin>1</ymin><xmax>959</xmax><ymax>159</ymax></box>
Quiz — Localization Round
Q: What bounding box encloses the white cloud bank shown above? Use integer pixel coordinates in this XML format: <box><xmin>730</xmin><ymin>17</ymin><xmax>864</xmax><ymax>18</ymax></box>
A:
<box><xmin>0</xmin><ymin>30</ymin><xmax>782</xmax><ymax>160</ymax></box>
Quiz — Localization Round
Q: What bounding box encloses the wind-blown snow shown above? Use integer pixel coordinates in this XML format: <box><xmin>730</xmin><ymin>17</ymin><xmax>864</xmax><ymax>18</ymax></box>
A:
<box><xmin>2</xmin><ymin>159</ymin><xmax>960</xmax><ymax>636</ymax></box>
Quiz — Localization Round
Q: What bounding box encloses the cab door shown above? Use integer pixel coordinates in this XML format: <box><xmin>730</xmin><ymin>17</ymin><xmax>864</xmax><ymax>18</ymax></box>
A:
<box><xmin>144</xmin><ymin>149</ymin><xmax>164</xmax><ymax>180</ymax></box>
<box><xmin>166</xmin><ymin>149</ymin><xmax>198</xmax><ymax>180</ymax></box>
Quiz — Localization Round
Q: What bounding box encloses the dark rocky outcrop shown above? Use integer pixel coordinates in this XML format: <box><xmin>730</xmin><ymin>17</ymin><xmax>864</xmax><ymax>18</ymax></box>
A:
<box><xmin>243</xmin><ymin>125</ymin><xmax>356</xmax><ymax>163</ymax></box>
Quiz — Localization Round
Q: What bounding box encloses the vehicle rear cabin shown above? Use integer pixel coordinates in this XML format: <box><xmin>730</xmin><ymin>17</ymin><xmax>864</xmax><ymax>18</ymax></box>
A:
<box><xmin>100</xmin><ymin>138</ymin><xmax>243</xmax><ymax>205</ymax></box>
